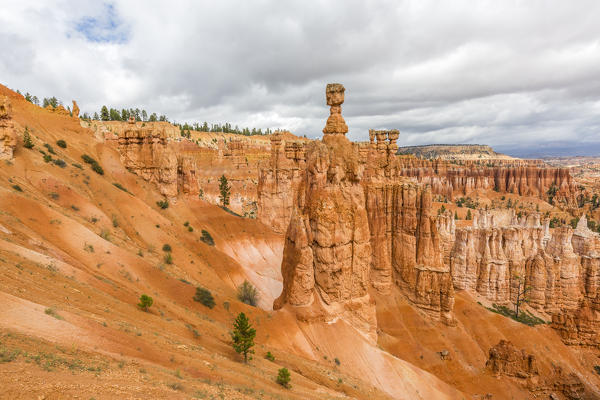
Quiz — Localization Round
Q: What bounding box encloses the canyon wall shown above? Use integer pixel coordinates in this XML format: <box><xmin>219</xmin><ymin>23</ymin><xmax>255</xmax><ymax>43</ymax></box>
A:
<box><xmin>100</xmin><ymin>120</ymin><xmax>277</xmax><ymax>215</ymax></box>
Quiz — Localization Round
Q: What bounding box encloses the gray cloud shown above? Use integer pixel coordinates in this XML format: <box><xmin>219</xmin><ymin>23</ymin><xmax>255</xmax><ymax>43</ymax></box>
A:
<box><xmin>2</xmin><ymin>0</ymin><xmax>600</xmax><ymax>155</ymax></box>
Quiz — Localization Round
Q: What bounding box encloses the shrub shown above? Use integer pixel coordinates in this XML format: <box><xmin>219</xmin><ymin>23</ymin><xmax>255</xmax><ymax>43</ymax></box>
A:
<box><xmin>193</xmin><ymin>287</ymin><xmax>215</xmax><ymax>309</ymax></box>
<box><xmin>162</xmin><ymin>244</ymin><xmax>172</xmax><ymax>252</ymax></box>
<box><xmin>138</xmin><ymin>294</ymin><xmax>153</xmax><ymax>311</ymax></box>
<box><xmin>334</xmin><ymin>357</ymin><xmax>340</xmax><ymax>366</ymax></box>
<box><xmin>53</xmin><ymin>159</ymin><xmax>66</xmax><ymax>168</ymax></box>
<box><xmin>81</xmin><ymin>154</ymin><xmax>97</xmax><ymax>164</ymax></box>
<box><xmin>56</xmin><ymin>139</ymin><xmax>67</xmax><ymax>148</ymax></box>
<box><xmin>72</xmin><ymin>163</ymin><xmax>83</xmax><ymax>169</ymax></box>
<box><xmin>200</xmin><ymin>230</ymin><xmax>214</xmax><ymax>246</ymax></box>
<box><xmin>265</xmin><ymin>351</ymin><xmax>275</xmax><ymax>361</ymax></box>
<box><xmin>91</xmin><ymin>162</ymin><xmax>104</xmax><ymax>175</ymax></box>
<box><xmin>156</xmin><ymin>200</ymin><xmax>169</xmax><ymax>209</ymax></box>
<box><xmin>187</xmin><ymin>226</ymin><xmax>193</xmax><ymax>232</ymax></box>
<box><xmin>237</xmin><ymin>280</ymin><xmax>259</xmax><ymax>307</ymax></box>
<box><xmin>11</xmin><ymin>184</ymin><xmax>22</xmax><ymax>192</ymax></box>
<box><xmin>164</xmin><ymin>253</ymin><xmax>173</xmax><ymax>264</ymax></box>
<box><xmin>43</xmin><ymin>143</ymin><xmax>56</xmax><ymax>155</ymax></box>
<box><xmin>594</xmin><ymin>365</ymin><xmax>600</xmax><ymax>375</ymax></box>
<box><xmin>276</xmin><ymin>368</ymin><xmax>291</xmax><ymax>388</ymax></box>
<box><xmin>112</xmin><ymin>182</ymin><xmax>129</xmax><ymax>193</ymax></box>
<box><xmin>43</xmin><ymin>154</ymin><xmax>52</xmax><ymax>163</ymax></box>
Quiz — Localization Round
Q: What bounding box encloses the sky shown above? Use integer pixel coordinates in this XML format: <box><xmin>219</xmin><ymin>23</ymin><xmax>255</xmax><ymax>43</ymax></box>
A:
<box><xmin>1</xmin><ymin>1</ymin><xmax>600</xmax><ymax>157</ymax></box>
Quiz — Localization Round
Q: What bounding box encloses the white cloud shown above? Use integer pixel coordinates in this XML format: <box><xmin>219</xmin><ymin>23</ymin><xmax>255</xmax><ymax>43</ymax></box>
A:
<box><xmin>2</xmin><ymin>0</ymin><xmax>600</xmax><ymax>155</ymax></box>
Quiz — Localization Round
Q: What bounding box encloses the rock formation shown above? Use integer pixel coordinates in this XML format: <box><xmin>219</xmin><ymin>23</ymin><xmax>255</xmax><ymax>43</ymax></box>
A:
<box><xmin>485</xmin><ymin>340</ymin><xmax>587</xmax><ymax>399</ymax></box>
<box><xmin>114</xmin><ymin>126</ymin><xmax>178</xmax><ymax>198</ymax></box>
<box><xmin>274</xmin><ymin>84</ymin><xmax>377</xmax><ymax>341</ymax></box>
<box><xmin>322</xmin><ymin>83</ymin><xmax>348</xmax><ymax>136</ymax></box>
<box><xmin>0</xmin><ymin>96</ymin><xmax>17</xmax><ymax>160</ymax></box>
<box><xmin>72</xmin><ymin>100</ymin><xmax>80</xmax><ymax>119</ymax></box>
<box><xmin>269</xmin><ymin>84</ymin><xmax>600</xmax><ymax>348</ymax></box>
<box><xmin>485</xmin><ymin>340</ymin><xmax>538</xmax><ymax>378</ymax></box>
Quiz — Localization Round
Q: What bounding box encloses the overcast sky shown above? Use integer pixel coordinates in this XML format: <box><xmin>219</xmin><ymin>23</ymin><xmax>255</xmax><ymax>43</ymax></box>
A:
<box><xmin>2</xmin><ymin>1</ymin><xmax>600</xmax><ymax>156</ymax></box>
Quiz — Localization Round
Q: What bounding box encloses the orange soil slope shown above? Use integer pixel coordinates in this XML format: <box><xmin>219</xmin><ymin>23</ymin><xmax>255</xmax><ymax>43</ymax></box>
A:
<box><xmin>0</xmin><ymin>85</ymin><xmax>462</xmax><ymax>399</ymax></box>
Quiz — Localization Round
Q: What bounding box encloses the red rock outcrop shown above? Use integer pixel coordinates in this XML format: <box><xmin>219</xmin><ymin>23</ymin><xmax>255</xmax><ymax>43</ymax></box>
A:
<box><xmin>114</xmin><ymin>126</ymin><xmax>178</xmax><ymax>197</ymax></box>
<box><xmin>485</xmin><ymin>340</ymin><xmax>538</xmax><ymax>378</ymax></box>
<box><xmin>72</xmin><ymin>100</ymin><xmax>80</xmax><ymax>119</ymax></box>
<box><xmin>0</xmin><ymin>96</ymin><xmax>17</xmax><ymax>160</ymax></box>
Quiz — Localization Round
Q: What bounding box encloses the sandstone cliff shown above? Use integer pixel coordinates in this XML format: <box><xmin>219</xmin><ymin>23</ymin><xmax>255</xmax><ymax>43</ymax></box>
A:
<box><xmin>0</xmin><ymin>96</ymin><xmax>17</xmax><ymax>160</ymax></box>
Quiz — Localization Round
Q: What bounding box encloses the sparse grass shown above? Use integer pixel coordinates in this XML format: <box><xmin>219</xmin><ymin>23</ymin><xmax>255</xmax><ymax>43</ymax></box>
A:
<box><xmin>112</xmin><ymin>182</ymin><xmax>130</xmax><ymax>193</ymax></box>
<box><xmin>167</xmin><ymin>382</ymin><xmax>184</xmax><ymax>391</ymax></box>
<box><xmin>164</xmin><ymin>253</ymin><xmax>173</xmax><ymax>264</ymax></box>
<box><xmin>100</xmin><ymin>229</ymin><xmax>110</xmax><ymax>241</ymax></box>
<box><xmin>72</xmin><ymin>163</ymin><xmax>83</xmax><ymax>169</ymax></box>
<box><xmin>486</xmin><ymin>303</ymin><xmax>546</xmax><ymax>326</ymax></box>
<box><xmin>44</xmin><ymin>307</ymin><xmax>64</xmax><ymax>320</ymax></box>
<box><xmin>0</xmin><ymin>347</ymin><xmax>20</xmax><ymax>363</ymax></box>
<box><xmin>84</xmin><ymin>243</ymin><xmax>94</xmax><ymax>253</ymax></box>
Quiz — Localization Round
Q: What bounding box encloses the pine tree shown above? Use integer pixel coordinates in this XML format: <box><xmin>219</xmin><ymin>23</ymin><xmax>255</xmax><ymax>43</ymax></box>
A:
<box><xmin>100</xmin><ymin>106</ymin><xmax>110</xmax><ymax>121</ymax></box>
<box><xmin>23</xmin><ymin>127</ymin><xmax>34</xmax><ymax>149</ymax></box>
<box><xmin>231</xmin><ymin>312</ymin><xmax>256</xmax><ymax>363</ymax></box>
<box><xmin>219</xmin><ymin>175</ymin><xmax>231</xmax><ymax>207</ymax></box>
<box><xmin>466</xmin><ymin>209</ymin><xmax>472</xmax><ymax>220</ymax></box>
<box><xmin>454</xmin><ymin>211</ymin><xmax>459</xmax><ymax>220</ymax></box>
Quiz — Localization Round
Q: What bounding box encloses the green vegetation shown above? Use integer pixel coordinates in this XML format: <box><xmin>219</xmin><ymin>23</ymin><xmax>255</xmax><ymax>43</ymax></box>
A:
<box><xmin>594</xmin><ymin>365</ymin><xmax>600</xmax><ymax>375</ymax></box>
<box><xmin>547</xmin><ymin>184</ymin><xmax>558</xmax><ymax>205</ymax></box>
<box><xmin>156</xmin><ymin>199</ymin><xmax>169</xmax><ymax>209</ymax></box>
<box><xmin>53</xmin><ymin>159</ymin><xmax>66</xmax><ymax>168</ymax></box>
<box><xmin>44</xmin><ymin>307</ymin><xmax>64</xmax><ymax>320</ymax></box>
<box><xmin>237</xmin><ymin>280</ymin><xmax>259</xmax><ymax>307</ymax></box>
<box><xmin>219</xmin><ymin>174</ymin><xmax>231</xmax><ymax>206</ymax></box>
<box><xmin>466</xmin><ymin>209</ymin><xmax>472</xmax><ymax>220</ymax></box>
<box><xmin>193</xmin><ymin>287</ymin><xmax>215</xmax><ymax>309</ymax></box>
<box><xmin>81</xmin><ymin>154</ymin><xmax>104</xmax><ymax>175</ymax></box>
<box><xmin>265</xmin><ymin>351</ymin><xmax>275</xmax><ymax>361</ymax></box>
<box><xmin>164</xmin><ymin>252</ymin><xmax>173</xmax><ymax>265</ymax></box>
<box><xmin>23</xmin><ymin>127</ymin><xmax>34</xmax><ymax>149</ymax></box>
<box><xmin>334</xmin><ymin>357</ymin><xmax>340</xmax><ymax>366</ymax></box>
<box><xmin>485</xmin><ymin>303</ymin><xmax>545</xmax><ymax>326</ymax></box>
<box><xmin>276</xmin><ymin>367</ymin><xmax>291</xmax><ymax>388</ymax></box>
<box><xmin>455</xmin><ymin>196</ymin><xmax>479</xmax><ymax>209</ymax></box>
<box><xmin>200</xmin><ymin>230</ymin><xmax>214</xmax><ymax>246</ymax></box>
<box><xmin>112</xmin><ymin>182</ymin><xmax>129</xmax><ymax>193</ymax></box>
<box><xmin>11</xmin><ymin>184</ymin><xmax>22</xmax><ymax>192</ymax></box>
<box><xmin>162</xmin><ymin>244</ymin><xmax>172</xmax><ymax>252</ymax></box>
<box><xmin>138</xmin><ymin>294</ymin><xmax>153</xmax><ymax>312</ymax></box>
<box><xmin>56</xmin><ymin>139</ymin><xmax>67</xmax><ymax>148</ymax></box>
<box><xmin>231</xmin><ymin>312</ymin><xmax>256</xmax><ymax>363</ymax></box>
<box><xmin>43</xmin><ymin>143</ymin><xmax>56</xmax><ymax>155</ymax></box>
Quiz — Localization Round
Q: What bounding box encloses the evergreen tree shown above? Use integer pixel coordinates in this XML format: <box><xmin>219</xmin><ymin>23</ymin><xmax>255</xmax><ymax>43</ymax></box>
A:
<box><xmin>219</xmin><ymin>175</ymin><xmax>231</xmax><ymax>206</ymax></box>
<box><xmin>149</xmin><ymin>113</ymin><xmax>157</xmax><ymax>122</ymax></box>
<box><xmin>100</xmin><ymin>106</ymin><xmax>110</xmax><ymax>121</ymax></box>
<box><xmin>230</xmin><ymin>312</ymin><xmax>256</xmax><ymax>363</ymax></box>
<box><xmin>141</xmin><ymin>110</ymin><xmax>148</xmax><ymax>121</ymax></box>
<box><xmin>93</xmin><ymin>112</ymin><xmax>100</xmax><ymax>120</ymax></box>
<box><xmin>23</xmin><ymin>127</ymin><xmax>34</xmax><ymax>149</ymax></box>
<box><xmin>454</xmin><ymin>211</ymin><xmax>459</xmax><ymax>220</ymax></box>
<box><xmin>466</xmin><ymin>209</ymin><xmax>472</xmax><ymax>220</ymax></box>
<box><xmin>121</xmin><ymin>109</ymin><xmax>128</xmax><ymax>121</ymax></box>
<box><xmin>138</xmin><ymin>294</ymin><xmax>153</xmax><ymax>311</ymax></box>
<box><xmin>276</xmin><ymin>368</ymin><xmax>291</xmax><ymax>388</ymax></box>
